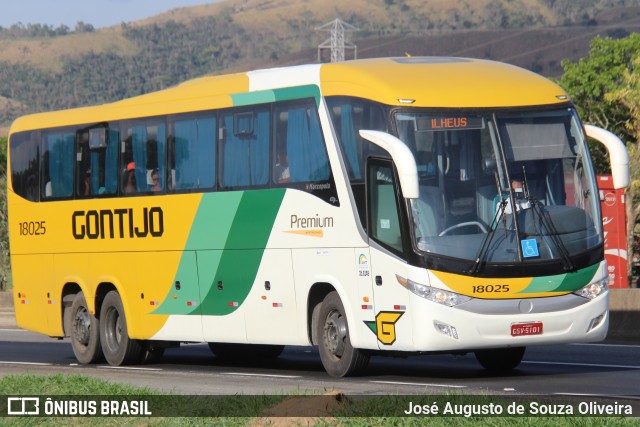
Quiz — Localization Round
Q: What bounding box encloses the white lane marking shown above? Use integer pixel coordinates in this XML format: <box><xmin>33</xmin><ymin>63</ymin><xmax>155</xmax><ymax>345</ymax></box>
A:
<box><xmin>523</xmin><ymin>361</ymin><xmax>640</xmax><ymax>369</ymax></box>
<box><xmin>553</xmin><ymin>393</ymin><xmax>640</xmax><ymax>400</ymax></box>
<box><xmin>504</xmin><ymin>388</ymin><xmax>516</xmax><ymax>391</ymax></box>
<box><xmin>222</xmin><ymin>372</ymin><xmax>301</xmax><ymax>379</ymax></box>
<box><xmin>570</xmin><ymin>343</ymin><xmax>640</xmax><ymax>349</ymax></box>
<box><xmin>0</xmin><ymin>361</ymin><xmax>52</xmax><ymax>366</ymax></box>
<box><xmin>97</xmin><ymin>366</ymin><xmax>163</xmax><ymax>371</ymax></box>
<box><xmin>370</xmin><ymin>380</ymin><xmax>466</xmax><ymax>388</ymax></box>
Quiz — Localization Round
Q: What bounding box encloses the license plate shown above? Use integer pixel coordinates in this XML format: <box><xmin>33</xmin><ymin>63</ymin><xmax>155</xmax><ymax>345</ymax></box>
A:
<box><xmin>511</xmin><ymin>322</ymin><xmax>543</xmax><ymax>337</ymax></box>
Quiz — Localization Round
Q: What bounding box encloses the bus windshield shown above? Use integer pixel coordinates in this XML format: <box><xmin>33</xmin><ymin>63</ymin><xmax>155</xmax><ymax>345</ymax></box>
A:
<box><xmin>397</xmin><ymin>108</ymin><xmax>602</xmax><ymax>269</ymax></box>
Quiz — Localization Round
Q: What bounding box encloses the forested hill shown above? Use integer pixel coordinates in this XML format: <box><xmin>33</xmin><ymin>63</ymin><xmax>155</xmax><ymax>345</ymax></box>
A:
<box><xmin>1</xmin><ymin>0</ymin><xmax>639</xmax><ymax>131</ymax></box>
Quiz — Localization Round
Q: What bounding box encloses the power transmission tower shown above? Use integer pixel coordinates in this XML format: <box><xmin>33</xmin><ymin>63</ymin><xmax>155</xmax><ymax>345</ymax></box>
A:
<box><xmin>317</xmin><ymin>18</ymin><xmax>358</xmax><ymax>63</ymax></box>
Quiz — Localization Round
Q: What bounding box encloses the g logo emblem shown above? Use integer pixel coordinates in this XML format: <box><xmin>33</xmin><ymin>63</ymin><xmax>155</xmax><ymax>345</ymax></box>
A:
<box><xmin>364</xmin><ymin>311</ymin><xmax>404</xmax><ymax>345</ymax></box>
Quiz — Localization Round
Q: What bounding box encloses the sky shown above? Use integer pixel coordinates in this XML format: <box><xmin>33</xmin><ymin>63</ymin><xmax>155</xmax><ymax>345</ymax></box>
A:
<box><xmin>0</xmin><ymin>0</ymin><xmax>220</xmax><ymax>29</ymax></box>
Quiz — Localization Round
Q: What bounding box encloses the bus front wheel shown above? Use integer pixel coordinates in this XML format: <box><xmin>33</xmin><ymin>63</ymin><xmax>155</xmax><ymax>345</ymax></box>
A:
<box><xmin>317</xmin><ymin>291</ymin><xmax>369</xmax><ymax>377</ymax></box>
<box><xmin>70</xmin><ymin>291</ymin><xmax>102</xmax><ymax>364</ymax></box>
<box><xmin>474</xmin><ymin>347</ymin><xmax>526</xmax><ymax>371</ymax></box>
<box><xmin>99</xmin><ymin>291</ymin><xmax>143</xmax><ymax>366</ymax></box>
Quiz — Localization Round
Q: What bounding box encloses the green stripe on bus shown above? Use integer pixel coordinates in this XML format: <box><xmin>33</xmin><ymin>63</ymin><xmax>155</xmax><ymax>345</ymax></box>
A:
<box><xmin>154</xmin><ymin>189</ymin><xmax>285</xmax><ymax>316</ymax></box>
<box><xmin>273</xmin><ymin>85</ymin><xmax>321</xmax><ymax>106</ymax></box>
<box><xmin>198</xmin><ymin>189</ymin><xmax>285</xmax><ymax>315</ymax></box>
<box><xmin>520</xmin><ymin>263</ymin><xmax>599</xmax><ymax>294</ymax></box>
<box><xmin>231</xmin><ymin>85</ymin><xmax>321</xmax><ymax>107</ymax></box>
<box><xmin>554</xmin><ymin>263</ymin><xmax>599</xmax><ymax>292</ymax></box>
<box><xmin>231</xmin><ymin>91</ymin><xmax>276</xmax><ymax>106</ymax></box>
<box><xmin>152</xmin><ymin>192</ymin><xmax>242</xmax><ymax>315</ymax></box>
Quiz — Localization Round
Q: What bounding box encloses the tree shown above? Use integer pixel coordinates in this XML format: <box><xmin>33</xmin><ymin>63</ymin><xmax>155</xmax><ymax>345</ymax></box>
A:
<box><xmin>559</xmin><ymin>33</ymin><xmax>640</xmax><ymax>172</ymax></box>
<box><xmin>559</xmin><ymin>33</ymin><xmax>640</xmax><ymax>282</ymax></box>
<box><xmin>607</xmin><ymin>57</ymin><xmax>640</xmax><ymax>278</ymax></box>
<box><xmin>0</xmin><ymin>136</ymin><xmax>6</xmax><ymax>175</ymax></box>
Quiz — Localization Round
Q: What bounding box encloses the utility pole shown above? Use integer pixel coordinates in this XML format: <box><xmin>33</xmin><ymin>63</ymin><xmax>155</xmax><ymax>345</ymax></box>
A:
<box><xmin>317</xmin><ymin>18</ymin><xmax>358</xmax><ymax>63</ymax></box>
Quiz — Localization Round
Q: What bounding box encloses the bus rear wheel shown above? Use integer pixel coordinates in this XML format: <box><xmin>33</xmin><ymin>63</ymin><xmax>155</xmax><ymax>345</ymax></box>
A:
<box><xmin>475</xmin><ymin>347</ymin><xmax>526</xmax><ymax>371</ymax></box>
<box><xmin>317</xmin><ymin>291</ymin><xmax>369</xmax><ymax>377</ymax></box>
<box><xmin>100</xmin><ymin>291</ymin><xmax>143</xmax><ymax>366</ymax></box>
<box><xmin>70</xmin><ymin>291</ymin><xmax>102</xmax><ymax>364</ymax></box>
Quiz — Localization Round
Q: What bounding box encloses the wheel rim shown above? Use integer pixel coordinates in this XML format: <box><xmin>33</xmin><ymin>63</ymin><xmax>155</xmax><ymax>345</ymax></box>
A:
<box><xmin>73</xmin><ymin>307</ymin><xmax>91</xmax><ymax>346</ymax></box>
<box><xmin>323</xmin><ymin>309</ymin><xmax>347</xmax><ymax>358</ymax></box>
<box><xmin>104</xmin><ymin>307</ymin><xmax>122</xmax><ymax>353</ymax></box>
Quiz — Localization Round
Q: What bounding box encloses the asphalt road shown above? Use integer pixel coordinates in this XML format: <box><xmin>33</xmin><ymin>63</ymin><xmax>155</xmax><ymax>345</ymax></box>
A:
<box><xmin>1</xmin><ymin>329</ymin><xmax>639</xmax><ymax>399</ymax></box>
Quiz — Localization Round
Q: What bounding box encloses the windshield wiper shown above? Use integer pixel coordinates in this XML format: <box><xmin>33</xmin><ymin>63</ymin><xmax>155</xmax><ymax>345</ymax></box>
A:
<box><xmin>467</xmin><ymin>170</ymin><xmax>508</xmax><ymax>275</ymax></box>
<box><xmin>528</xmin><ymin>197</ymin><xmax>575</xmax><ymax>272</ymax></box>
<box><xmin>466</xmin><ymin>198</ymin><xmax>508</xmax><ymax>275</ymax></box>
<box><xmin>521</xmin><ymin>167</ymin><xmax>575</xmax><ymax>272</ymax></box>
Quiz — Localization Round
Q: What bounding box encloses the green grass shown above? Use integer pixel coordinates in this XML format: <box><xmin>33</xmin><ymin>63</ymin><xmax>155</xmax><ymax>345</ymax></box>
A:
<box><xmin>0</xmin><ymin>374</ymin><xmax>279</xmax><ymax>426</ymax></box>
<box><xmin>1</xmin><ymin>374</ymin><xmax>639</xmax><ymax>426</ymax></box>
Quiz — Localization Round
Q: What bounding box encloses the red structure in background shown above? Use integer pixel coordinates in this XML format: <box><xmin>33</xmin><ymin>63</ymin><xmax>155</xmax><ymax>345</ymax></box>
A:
<box><xmin>597</xmin><ymin>175</ymin><xmax>628</xmax><ymax>288</ymax></box>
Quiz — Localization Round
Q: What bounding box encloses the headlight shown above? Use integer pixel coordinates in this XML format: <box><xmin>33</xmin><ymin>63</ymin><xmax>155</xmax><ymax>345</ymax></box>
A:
<box><xmin>396</xmin><ymin>275</ymin><xmax>471</xmax><ymax>307</ymax></box>
<box><xmin>429</xmin><ymin>288</ymin><xmax>472</xmax><ymax>307</ymax></box>
<box><xmin>573</xmin><ymin>277</ymin><xmax>609</xmax><ymax>300</ymax></box>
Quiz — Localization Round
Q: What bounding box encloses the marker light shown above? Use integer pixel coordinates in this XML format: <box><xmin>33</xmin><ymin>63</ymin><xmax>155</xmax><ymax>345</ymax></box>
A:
<box><xmin>434</xmin><ymin>321</ymin><xmax>459</xmax><ymax>339</ymax></box>
<box><xmin>396</xmin><ymin>275</ymin><xmax>430</xmax><ymax>298</ymax></box>
<box><xmin>587</xmin><ymin>314</ymin><xmax>605</xmax><ymax>333</ymax></box>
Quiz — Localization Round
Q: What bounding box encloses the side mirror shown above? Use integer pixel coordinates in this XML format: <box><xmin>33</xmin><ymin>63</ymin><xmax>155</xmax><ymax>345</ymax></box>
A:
<box><xmin>359</xmin><ymin>130</ymin><xmax>419</xmax><ymax>199</ymax></box>
<box><xmin>584</xmin><ymin>124</ymin><xmax>629</xmax><ymax>189</ymax></box>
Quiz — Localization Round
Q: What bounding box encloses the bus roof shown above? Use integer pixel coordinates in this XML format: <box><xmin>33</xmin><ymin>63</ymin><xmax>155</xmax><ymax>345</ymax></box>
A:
<box><xmin>10</xmin><ymin>57</ymin><xmax>569</xmax><ymax>134</ymax></box>
<box><xmin>320</xmin><ymin>57</ymin><xmax>568</xmax><ymax>108</ymax></box>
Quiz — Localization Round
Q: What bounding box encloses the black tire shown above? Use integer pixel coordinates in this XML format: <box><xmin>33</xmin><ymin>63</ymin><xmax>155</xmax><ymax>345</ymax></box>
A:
<box><xmin>317</xmin><ymin>291</ymin><xmax>369</xmax><ymax>377</ymax></box>
<box><xmin>208</xmin><ymin>343</ymin><xmax>285</xmax><ymax>360</ymax></box>
<box><xmin>70</xmin><ymin>292</ymin><xmax>103</xmax><ymax>364</ymax></box>
<box><xmin>475</xmin><ymin>347</ymin><xmax>526</xmax><ymax>371</ymax></box>
<box><xmin>99</xmin><ymin>291</ymin><xmax>143</xmax><ymax>366</ymax></box>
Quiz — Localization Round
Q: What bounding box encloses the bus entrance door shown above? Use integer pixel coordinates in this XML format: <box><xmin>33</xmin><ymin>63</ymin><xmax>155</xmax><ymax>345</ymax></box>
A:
<box><xmin>368</xmin><ymin>247</ymin><xmax>412</xmax><ymax>350</ymax></box>
<box><xmin>365</xmin><ymin>159</ymin><xmax>413</xmax><ymax>350</ymax></box>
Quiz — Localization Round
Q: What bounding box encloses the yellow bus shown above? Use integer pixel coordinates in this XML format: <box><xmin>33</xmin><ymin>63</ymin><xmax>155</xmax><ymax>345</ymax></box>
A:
<box><xmin>7</xmin><ymin>57</ymin><xmax>629</xmax><ymax>377</ymax></box>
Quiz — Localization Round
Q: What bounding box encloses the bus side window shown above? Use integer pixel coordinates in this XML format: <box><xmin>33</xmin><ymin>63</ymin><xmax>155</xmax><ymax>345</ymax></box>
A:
<box><xmin>9</xmin><ymin>132</ymin><xmax>39</xmax><ymax>202</ymax></box>
<box><xmin>170</xmin><ymin>116</ymin><xmax>216</xmax><ymax>191</ymax></box>
<box><xmin>221</xmin><ymin>109</ymin><xmax>269</xmax><ymax>187</ymax></box>
<box><xmin>273</xmin><ymin>103</ymin><xmax>330</xmax><ymax>185</ymax></box>
<box><xmin>41</xmin><ymin>131</ymin><xmax>74</xmax><ymax>199</ymax></box>
<box><xmin>76</xmin><ymin>127</ymin><xmax>117</xmax><ymax>197</ymax></box>
<box><xmin>122</xmin><ymin>123</ymin><xmax>166</xmax><ymax>194</ymax></box>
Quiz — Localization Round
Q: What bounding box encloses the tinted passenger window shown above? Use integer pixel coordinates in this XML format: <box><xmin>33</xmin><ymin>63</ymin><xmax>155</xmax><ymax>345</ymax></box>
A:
<box><xmin>170</xmin><ymin>116</ymin><xmax>216</xmax><ymax>190</ymax></box>
<box><xmin>122</xmin><ymin>122</ymin><xmax>166</xmax><ymax>194</ymax></box>
<box><xmin>327</xmin><ymin>97</ymin><xmax>388</xmax><ymax>181</ymax></box>
<box><xmin>41</xmin><ymin>131</ymin><xmax>74</xmax><ymax>199</ymax></box>
<box><xmin>274</xmin><ymin>104</ymin><xmax>329</xmax><ymax>184</ymax></box>
<box><xmin>9</xmin><ymin>132</ymin><xmax>39</xmax><ymax>201</ymax></box>
<box><xmin>221</xmin><ymin>109</ymin><xmax>269</xmax><ymax>187</ymax></box>
<box><xmin>76</xmin><ymin>127</ymin><xmax>118</xmax><ymax>197</ymax></box>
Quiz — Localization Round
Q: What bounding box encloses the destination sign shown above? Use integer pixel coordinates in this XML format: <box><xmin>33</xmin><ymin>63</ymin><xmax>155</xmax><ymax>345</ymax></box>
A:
<box><xmin>417</xmin><ymin>116</ymin><xmax>484</xmax><ymax>131</ymax></box>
